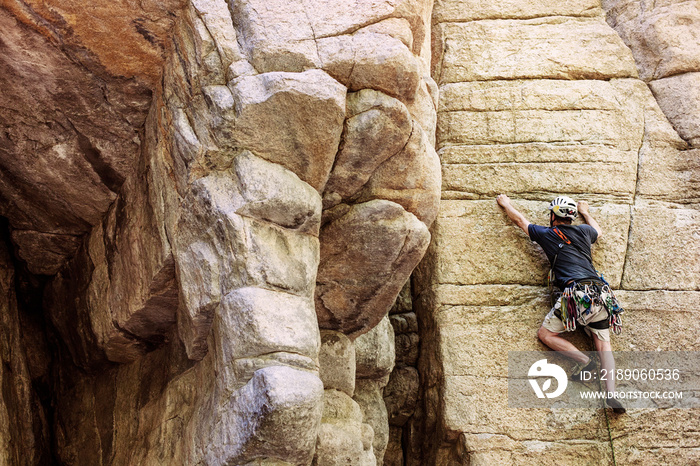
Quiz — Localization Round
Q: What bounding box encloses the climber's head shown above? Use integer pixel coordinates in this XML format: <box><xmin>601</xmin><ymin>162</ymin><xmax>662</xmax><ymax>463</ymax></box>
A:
<box><xmin>548</xmin><ymin>196</ymin><xmax>577</xmax><ymax>226</ymax></box>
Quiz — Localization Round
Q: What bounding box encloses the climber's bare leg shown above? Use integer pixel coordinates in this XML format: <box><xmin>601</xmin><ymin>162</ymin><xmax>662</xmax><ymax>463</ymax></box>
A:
<box><xmin>537</xmin><ymin>326</ymin><xmax>590</xmax><ymax>364</ymax></box>
<box><xmin>593</xmin><ymin>333</ymin><xmax>615</xmax><ymax>393</ymax></box>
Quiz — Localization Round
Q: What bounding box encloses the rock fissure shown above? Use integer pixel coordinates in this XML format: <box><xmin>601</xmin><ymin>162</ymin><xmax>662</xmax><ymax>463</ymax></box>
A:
<box><xmin>70</xmin><ymin>120</ymin><xmax>127</xmax><ymax>194</ymax></box>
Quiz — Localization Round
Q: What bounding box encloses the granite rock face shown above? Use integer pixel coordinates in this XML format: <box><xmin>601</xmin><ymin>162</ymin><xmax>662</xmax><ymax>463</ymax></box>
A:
<box><xmin>603</xmin><ymin>0</ymin><xmax>700</xmax><ymax>147</ymax></box>
<box><xmin>1</xmin><ymin>0</ymin><xmax>439</xmax><ymax>464</ymax></box>
<box><xmin>0</xmin><ymin>0</ymin><xmax>698</xmax><ymax>464</ymax></box>
<box><xmin>316</xmin><ymin>200</ymin><xmax>430</xmax><ymax>338</ymax></box>
<box><xmin>414</xmin><ymin>0</ymin><xmax>700</xmax><ymax>464</ymax></box>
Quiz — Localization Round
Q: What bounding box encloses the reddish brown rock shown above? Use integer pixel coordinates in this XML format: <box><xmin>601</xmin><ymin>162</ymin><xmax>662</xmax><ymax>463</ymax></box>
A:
<box><xmin>0</xmin><ymin>8</ymin><xmax>152</xmax><ymax>273</ymax></box>
<box><xmin>0</xmin><ymin>237</ymin><xmax>50</xmax><ymax>465</ymax></box>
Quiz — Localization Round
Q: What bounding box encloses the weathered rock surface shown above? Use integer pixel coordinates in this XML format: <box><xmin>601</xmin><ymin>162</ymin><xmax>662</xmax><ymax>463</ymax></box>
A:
<box><xmin>354</xmin><ymin>379</ymin><xmax>391</xmax><ymax>465</ymax></box>
<box><xmin>318</xmin><ymin>32</ymin><xmax>423</xmax><ymax>102</ymax></box>
<box><xmin>215</xmin><ymin>288</ymin><xmax>321</xmax><ymax>369</ymax></box>
<box><xmin>5</xmin><ymin>0</ymin><xmax>181</xmax><ymax>86</ymax></box>
<box><xmin>44</xmin><ymin>163</ymin><xmax>178</xmax><ymax>367</ymax></box>
<box><xmin>0</xmin><ymin>237</ymin><xmax>50</xmax><ymax>465</ymax></box>
<box><xmin>603</xmin><ymin>0</ymin><xmax>700</xmax><ymax>148</ymax></box>
<box><xmin>417</xmin><ymin>0</ymin><xmax>700</xmax><ymax>463</ymax></box>
<box><xmin>313</xmin><ymin>390</ymin><xmax>376</xmax><ymax>466</ymax></box>
<box><xmin>352</xmin><ymin>316</ymin><xmax>395</xmax><ymax>464</ymax></box>
<box><xmin>173</xmin><ymin>154</ymin><xmax>322</xmax><ymax>360</ymax></box>
<box><xmin>622</xmin><ymin>202</ymin><xmax>700</xmax><ymax>290</ymax></box>
<box><xmin>354</xmin><ymin>121</ymin><xmax>442</xmax><ymax>227</ymax></box>
<box><xmin>0</xmin><ymin>0</ymin><xmax>184</xmax><ymax>275</ymax></box>
<box><xmin>316</xmin><ymin>200</ymin><xmax>430</xmax><ymax>338</ymax></box>
<box><xmin>602</xmin><ymin>0</ymin><xmax>700</xmax><ymax>81</ymax></box>
<box><xmin>0</xmin><ymin>8</ymin><xmax>150</xmax><ymax>274</ymax></box>
<box><xmin>355</xmin><ymin>315</ymin><xmax>396</xmax><ymax>381</ymax></box>
<box><xmin>432</xmin><ymin>0</ymin><xmax>603</xmax><ymax>22</ymax></box>
<box><xmin>324</xmin><ymin>90</ymin><xmax>413</xmax><ymax>200</ymax></box>
<box><xmin>634</xmin><ymin>81</ymin><xmax>700</xmax><ymax>203</ymax></box>
<box><xmin>319</xmin><ymin>330</ymin><xmax>356</xmax><ymax>396</ymax></box>
<box><xmin>1</xmin><ymin>0</ymin><xmax>698</xmax><ymax>464</ymax></box>
<box><xmin>432</xmin><ymin>17</ymin><xmax>638</xmax><ymax>83</ymax></box>
<box><xmin>228</xmin><ymin>71</ymin><xmax>346</xmax><ymax>191</ymax></box>
<box><xmin>10</xmin><ymin>232</ymin><xmax>83</xmax><ymax>276</ymax></box>
<box><xmin>649</xmin><ymin>73</ymin><xmax>700</xmax><ymax>147</ymax></box>
<box><xmin>203</xmin><ymin>366</ymin><xmax>324</xmax><ymax>465</ymax></box>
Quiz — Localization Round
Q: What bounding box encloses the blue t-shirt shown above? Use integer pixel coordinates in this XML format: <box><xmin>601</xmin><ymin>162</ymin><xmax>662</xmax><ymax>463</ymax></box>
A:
<box><xmin>528</xmin><ymin>224</ymin><xmax>599</xmax><ymax>289</ymax></box>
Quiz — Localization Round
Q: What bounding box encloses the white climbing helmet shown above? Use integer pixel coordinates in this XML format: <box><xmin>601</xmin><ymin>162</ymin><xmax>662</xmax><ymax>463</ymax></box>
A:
<box><xmin>548</xmin><ymin>196</ymin><xmax>578</xmax><ymax>219</ymax></box>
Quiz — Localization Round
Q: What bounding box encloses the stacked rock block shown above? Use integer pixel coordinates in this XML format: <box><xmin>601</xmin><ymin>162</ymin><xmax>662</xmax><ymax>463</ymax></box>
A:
<box><xmin>383</xmin><ymin>281</ymin><xmax>422</xmax><ymax>466</ymax></box>
<box><xmin>317</xmin><ymin>330</ymin><xmax>375</xmax><ymax>465</ymax></box>
<box><xmin>354</xmin><ymin>317</ymin><xmax>396</xmax><ymax>465</ymax></box>
<box><xmin>3</xmin><ymin>0</ymin><xmax>441</xmax><ymax>464</ymax></box>
<box><xmin>416</xmin><ymin>0</ymin><xmax>700</xmax><ymax>463</ymax></box>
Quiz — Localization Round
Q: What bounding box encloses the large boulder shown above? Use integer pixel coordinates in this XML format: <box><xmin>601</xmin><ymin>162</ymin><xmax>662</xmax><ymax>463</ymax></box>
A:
<box><xmin>228</xmin><ymin>70</ymin><xmax>346</xmax><ymax>191</ymax></box>
<box><xmin>315</xmin><ymin>200</ymin><xmax>430</xmax><ymax>339</ymax></box>
<box><xmin>324</xmin><ymin>90</ymin><xmax>413</xmax><ymax>200</ymax></box>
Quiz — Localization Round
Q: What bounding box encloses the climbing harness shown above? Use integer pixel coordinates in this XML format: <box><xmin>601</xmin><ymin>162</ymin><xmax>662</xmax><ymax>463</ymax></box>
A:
<box><xmin>548</xmin><ymin>228</ymin><xmax>625</xmax><ymax>335</ymax></box>
<box><xmin>556</xmin><ymin>278</ymin><xmax>623</xmax><ymax>335</ymax></box>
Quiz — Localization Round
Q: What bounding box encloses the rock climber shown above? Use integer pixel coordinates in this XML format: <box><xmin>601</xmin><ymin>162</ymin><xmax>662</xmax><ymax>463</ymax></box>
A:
<box><xmin>496</xmin><ymin>194</ymin><xmax>625</xmax><ymax>413</ymax></box>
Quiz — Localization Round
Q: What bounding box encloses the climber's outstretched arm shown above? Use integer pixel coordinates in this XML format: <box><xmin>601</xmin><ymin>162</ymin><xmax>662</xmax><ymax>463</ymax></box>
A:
<box><xmin>577</xmin><ymin>201</ymin><xmax>603</xmax><ymax>238</ymax></box>
<box><xmin>497</xmin><ymin>194</ymin><xmax>530</xmax><ymax>234</ymax></box>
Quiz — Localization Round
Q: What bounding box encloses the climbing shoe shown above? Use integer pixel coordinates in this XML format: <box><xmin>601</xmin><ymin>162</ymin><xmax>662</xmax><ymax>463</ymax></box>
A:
<box><xmin>570</xmin><ymin>358</ymin><xmax>597</xmax><ymax>381</ymax></box>
<box><xmin>606</xmin><ymin>398</ymin><xmax>626</xmax><ymax>414</ymax></box>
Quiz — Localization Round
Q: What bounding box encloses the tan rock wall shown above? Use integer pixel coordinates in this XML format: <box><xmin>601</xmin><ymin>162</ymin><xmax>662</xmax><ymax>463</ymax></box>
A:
<box><xmin>419</xmin><ymin>0</ymin><xmax>700</xmax><ymax>464</ymax></box>
<box><xmin>603</xmin><ymin>0</ymin><xmax>700</xmax><ymax>147</ymax></box>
